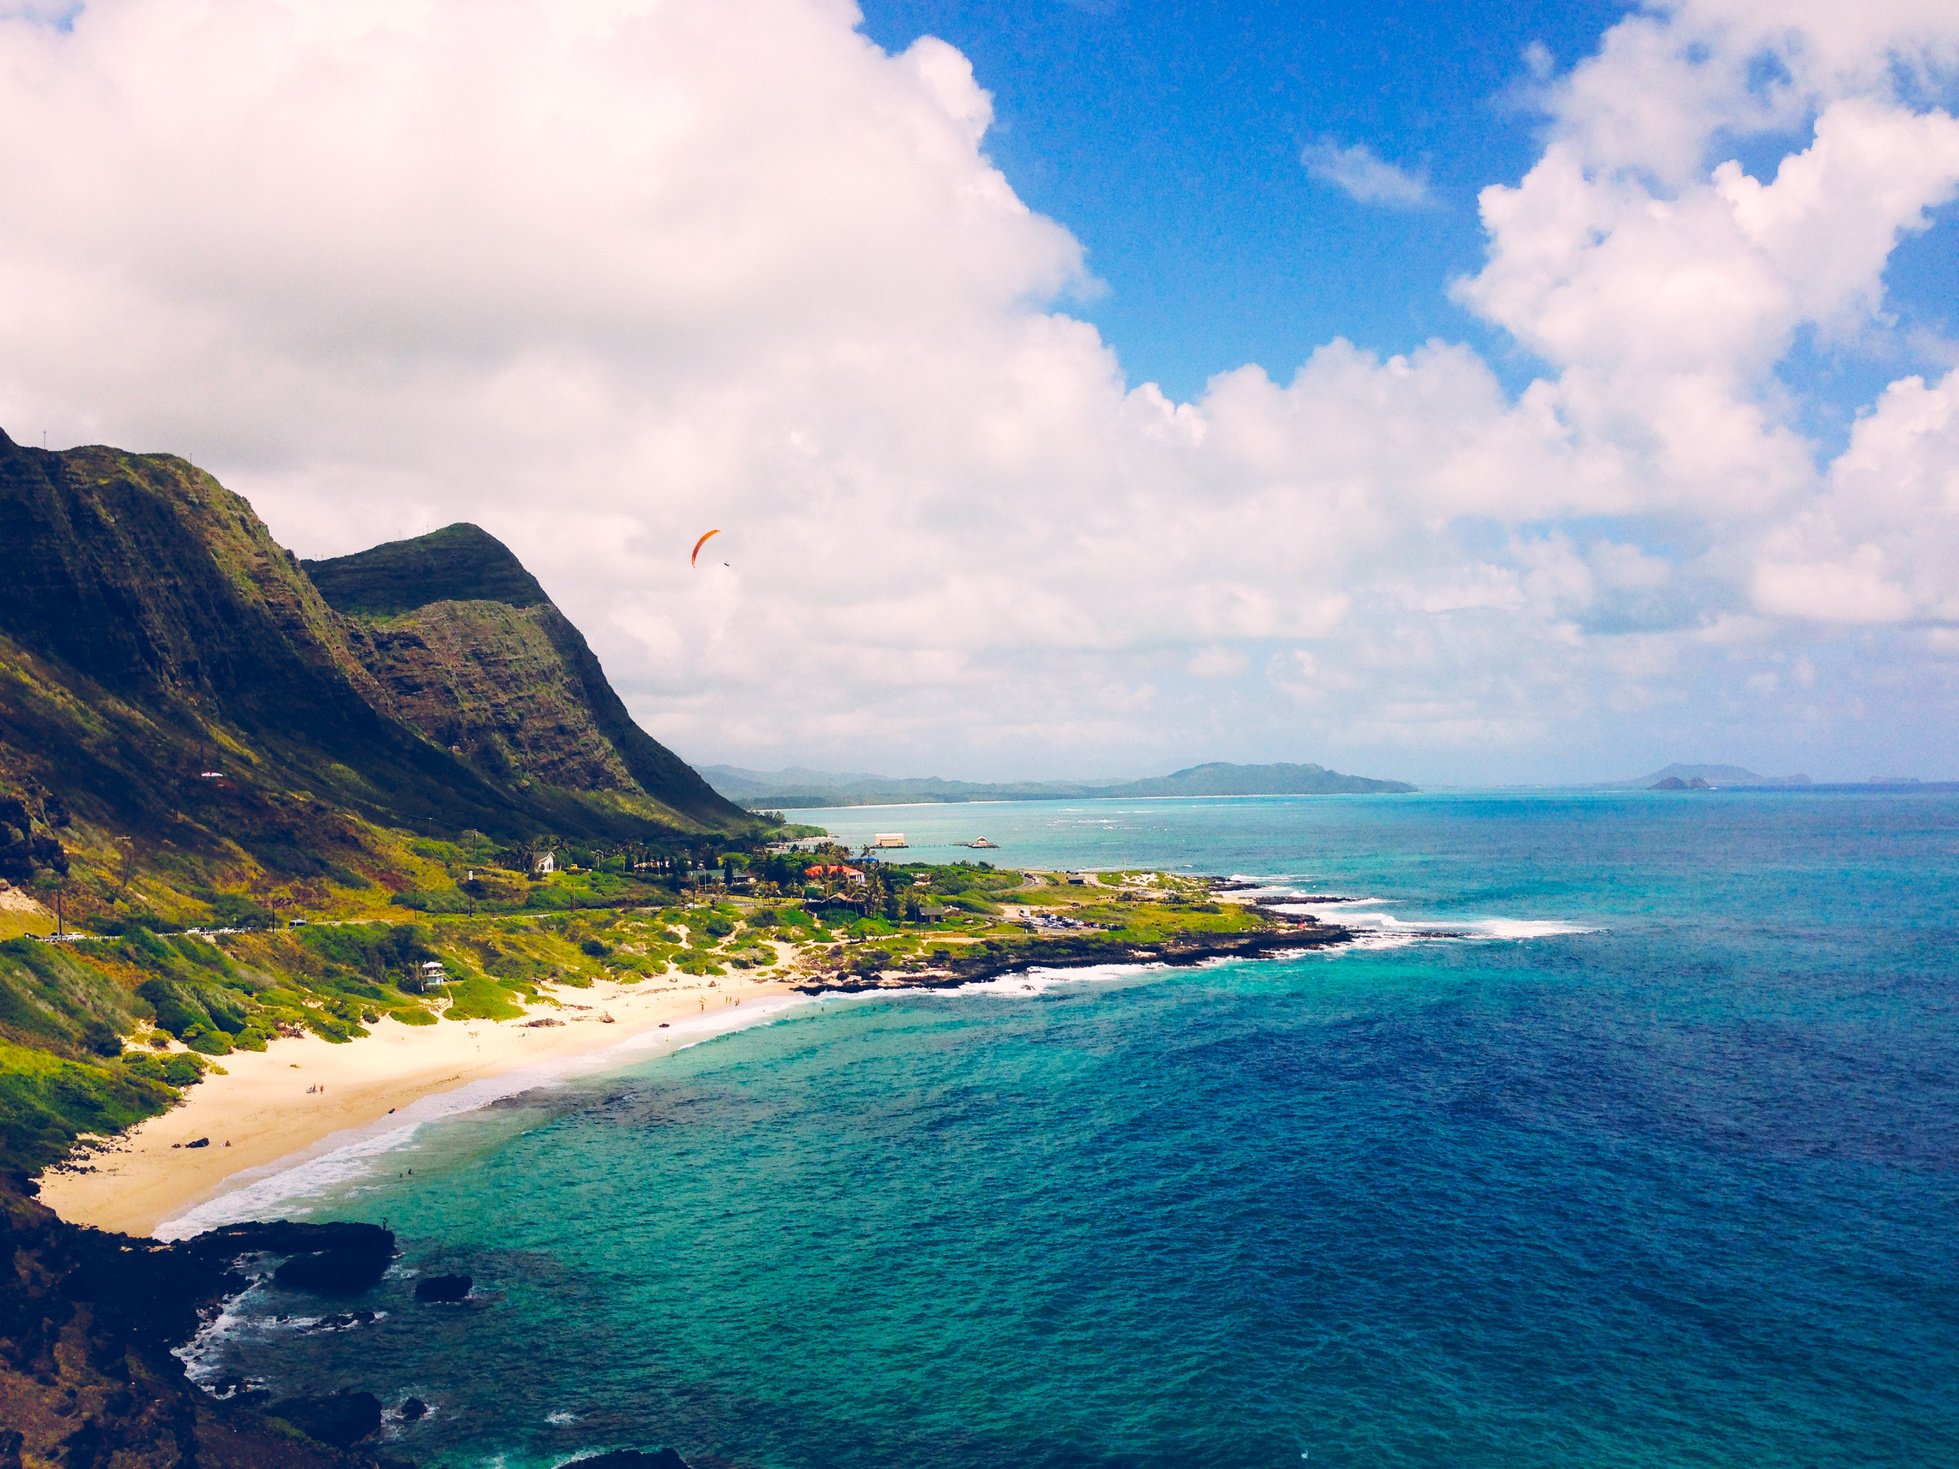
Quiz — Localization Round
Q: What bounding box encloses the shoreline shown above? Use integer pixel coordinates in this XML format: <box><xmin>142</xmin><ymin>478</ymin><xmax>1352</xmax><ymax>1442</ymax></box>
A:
<box><xmin>795</xmin><ymin>906</ymin><xmax>1355</xmax><ymax>994</ymax></box>
<box><xmin>35</xmin><ymin>970</ymin><xmax>799</xmax><ymax>1239</ymax></box>
<box><xmin>33</xmin><ymin>888</ymin><xmax>1354</xmax><ymax>1240</ymax></box>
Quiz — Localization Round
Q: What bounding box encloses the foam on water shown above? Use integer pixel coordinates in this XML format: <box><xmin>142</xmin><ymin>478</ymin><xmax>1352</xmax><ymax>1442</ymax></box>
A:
<box><xmin>885</xmin><ymin>961</ymin><xmax>1174</xmax><ymax>1000</ymax></box>
<box><xmin>1268</xmin><ymin>902</ymin><xmax>1593</xmax><ymax>944</ymax></box>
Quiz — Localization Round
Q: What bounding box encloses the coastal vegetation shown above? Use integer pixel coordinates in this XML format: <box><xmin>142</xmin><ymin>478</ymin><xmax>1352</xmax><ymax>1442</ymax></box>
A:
<box><xmin>2</xmin><ymin>852</ymin><xmax>1338</xmax><ymax>1176</ymax></box>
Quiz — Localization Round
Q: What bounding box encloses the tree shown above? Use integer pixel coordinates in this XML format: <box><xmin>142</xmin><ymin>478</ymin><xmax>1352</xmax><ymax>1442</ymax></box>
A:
<box><xmin>113</xmin><ymin>837</ymin><xmax>138</xmax><ymax>900</ymax></box>
<box><xmin>31</xmin><ymin>868</ymin><xmax>66</xmax><ymax>937</ymax></box>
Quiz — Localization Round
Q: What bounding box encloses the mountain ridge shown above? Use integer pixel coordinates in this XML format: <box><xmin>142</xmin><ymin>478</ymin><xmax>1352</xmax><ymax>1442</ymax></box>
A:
<box><xmin>0</xmin><ymin>428</ymin><xmax>751</xmax><ymax>928</ymax></box>
<box><xmin>306</xmin><ymin>525</ymin><xmax>734</xmax><ymax>828</ymax></box>
<box><xmin>704</xmin><ymin>759</ymin><xmax>1416</xmax><ymax>808</ymax></box>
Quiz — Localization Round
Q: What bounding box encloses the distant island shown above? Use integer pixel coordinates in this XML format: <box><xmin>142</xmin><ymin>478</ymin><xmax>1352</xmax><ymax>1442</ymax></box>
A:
<box><xmin>1618</xmin><ymin>763</ymin><xmax>1813</xmax><ymax>790</ymax></box>
<box><xmin>702</xmin><ymin>760</ymin><xmax>1418</xmax><ymax>809</ymax></box>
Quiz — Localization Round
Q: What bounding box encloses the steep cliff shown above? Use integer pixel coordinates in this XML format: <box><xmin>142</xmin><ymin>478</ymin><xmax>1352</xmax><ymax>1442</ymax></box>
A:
<box><xmin>0</xmin><ymin>432</ymin><xmax>526</xmax><ymax>849</ymax></box>
<box><xmin>0</xmin><ymin>429</ymin><xmax>746</xmax><ymax>887</ymax></box>
<box><xmin>306</xmin><ymin>525</ymin><xmax>739</xmax><ymax>830</ymax></box>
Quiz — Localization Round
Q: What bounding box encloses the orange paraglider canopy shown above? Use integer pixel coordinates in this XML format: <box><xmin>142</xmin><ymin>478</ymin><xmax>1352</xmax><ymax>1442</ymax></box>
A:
<box><xmin>690</xmin><ymin>528</ymin><xmax>722</xmax><ymax>567</ymax></box>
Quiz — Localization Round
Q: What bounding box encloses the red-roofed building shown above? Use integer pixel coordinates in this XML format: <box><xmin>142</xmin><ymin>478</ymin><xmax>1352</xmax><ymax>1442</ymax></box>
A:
<box><xmin>805</xmin><ymin>863</ymin><xmax>867</xmax><ymax>884</ymax></box>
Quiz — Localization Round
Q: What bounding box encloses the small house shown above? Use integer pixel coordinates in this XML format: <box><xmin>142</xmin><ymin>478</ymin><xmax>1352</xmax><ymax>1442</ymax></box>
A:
<box><xmin>872</xmin><ymin>833</ymin><xmax>908</xmax><ymax>848</ymax></box>
<box><xmin>531</xmin><ymin>850</ymin><xmax>557</xmax><ymax>876</ymax></box>
<box><xmin>917</xmin><ymin>901</ymin><xmax>948</xmax><ymax>920</ymax></box>
<box><xmin>805</xmin><ymin>863</ymin><xmax>867</xmax><ymax>886</ymax></box>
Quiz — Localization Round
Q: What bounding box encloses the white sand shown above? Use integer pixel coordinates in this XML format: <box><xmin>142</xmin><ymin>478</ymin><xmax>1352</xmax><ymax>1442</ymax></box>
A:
<box><xmin>36</xmin><ymin>970</ymin><xmax>799</xmax><ymax>1238</ymax></box>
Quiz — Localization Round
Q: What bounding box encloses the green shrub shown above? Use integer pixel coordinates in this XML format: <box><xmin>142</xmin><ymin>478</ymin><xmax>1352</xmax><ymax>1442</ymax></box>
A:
<box><xmin>0</xmin><ymin>1039</ymin><xmax>173</xmax><ymax>1173</ymax></box>
<box><xmin>124</xmin><ymin>1050</ymin><xmax>205</xmax><ymax>1088</ymax></box>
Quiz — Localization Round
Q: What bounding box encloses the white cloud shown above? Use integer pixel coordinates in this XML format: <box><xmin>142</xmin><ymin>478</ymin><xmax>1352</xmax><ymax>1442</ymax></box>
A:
<box><xmin>1186</xmin><ymin>647</ymin><xmax>1250</xmax><ymax>679</ymax></box>
<box><xmin>1300</xmin><ymin>137</ymin><xmax>1432</xmax><ymax>208</ymax></box>
<box><xmin>1753</xmin><ymin>367</ymin><xmax>1959</xmax><ymax>624</ymax></box>
<box><xmin>0</xmin><ymin>0</ymin><xmax>1956</xmax><ymax>781</ymax></box>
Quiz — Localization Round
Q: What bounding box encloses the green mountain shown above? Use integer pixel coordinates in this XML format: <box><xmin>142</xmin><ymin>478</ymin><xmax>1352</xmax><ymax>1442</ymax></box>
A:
<box><xmin>305</xmin><ymin>524</ymin><xmax>734</xmax><ymax>828</ymax></box>
<box><xmin>1104</xmin><ymin>762</ymin><xmax>1415</xmax><ymax>797</ymax></box>
<box><xmin>704</xmin><ymin>759</ymin><xmax>1415</xmax><ymax>809</ymax></box>
<box><xmin>0</xmin><ymin>428</ymin><xmax>749</xmax><ymax>922</ymax></box>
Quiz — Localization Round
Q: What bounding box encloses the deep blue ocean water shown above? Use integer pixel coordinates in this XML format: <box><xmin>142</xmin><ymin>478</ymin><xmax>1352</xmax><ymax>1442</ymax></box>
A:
<box><xmin>190</xmin><ymin>791</ymin><xmax>1959</xmax><ymax>1468</ymax></box>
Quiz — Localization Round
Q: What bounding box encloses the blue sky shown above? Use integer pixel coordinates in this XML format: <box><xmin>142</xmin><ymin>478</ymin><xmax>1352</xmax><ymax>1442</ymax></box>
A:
<box><xmin>858</xmin><ymin>0</ymin><xmax>1959</xmax><ymax>435</ymax></box>
<box><xmin>856</xmin><ymin>0</ymin><xmax>1652</xmax><ymax>397</ymax></box>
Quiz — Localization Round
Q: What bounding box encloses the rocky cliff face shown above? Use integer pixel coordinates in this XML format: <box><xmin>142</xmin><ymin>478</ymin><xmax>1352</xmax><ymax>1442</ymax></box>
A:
<box><xmin>306</xmin><ymin>525</ymin><xmax>738</xmax><ymax>830</ymax></box>
<box><xmin>0</xmin><ymin>429</ymin><xmax>746</xmax><ymax>869</ymax></box>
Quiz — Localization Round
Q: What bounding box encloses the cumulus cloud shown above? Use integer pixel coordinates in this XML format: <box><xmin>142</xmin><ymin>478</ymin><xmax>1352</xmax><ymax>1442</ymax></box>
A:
<box><xmin>0</xmin><ymin>0</ymin><xmax>1956</xmax><ymax>780</ymax></box>
<box><xmin>1755</xmin><ymin>368</ymin><xmax>1959</xmax><ymax>624</ymax></box>
<box><xmin>1300</xmin><ymin>137</ymin><xmax>1432</xmax><ymax>207</ymax></box>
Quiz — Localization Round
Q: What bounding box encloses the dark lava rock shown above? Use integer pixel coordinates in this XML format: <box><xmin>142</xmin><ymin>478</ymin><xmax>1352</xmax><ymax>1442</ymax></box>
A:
<box><xmin>185</xmin><ymin>1136</ymin><xmax>211</xmax><ymax>1148</ymax></box>
<box><xmin>399</xmin><ymin>1396</ymin><xmax>430</xmax><ymax>1423</ymax></box>
<box><xmin>267</xmin><ymin>1390</ymin><xmax>383</xmax><ymax>1448</ymax></box>
<box><xmin>413</xmin><ymin>1272</ymin><xmax>473</xmax><ymax>1303</ymax></box>
<box><xmin>268</xmin><ymin>1226</ymin><xmax>397</xmax><ymax>1294</ymax></box>
<box><xmin>558</xmin><ymin>1451</ymin><xmax>691</xmax><ymax>1469</ymax></box>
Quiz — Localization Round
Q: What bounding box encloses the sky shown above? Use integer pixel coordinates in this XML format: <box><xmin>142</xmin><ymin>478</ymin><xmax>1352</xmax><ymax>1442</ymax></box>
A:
<box><xmin>1</xmin><ymin>0</ymin><xmax>1957</xmax><ymax>785</ymax></box>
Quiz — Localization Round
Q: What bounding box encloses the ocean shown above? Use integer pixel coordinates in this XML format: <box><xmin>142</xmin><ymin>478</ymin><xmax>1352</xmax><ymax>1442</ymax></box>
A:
<box><xmin>180</xmin><ymin>790</ymin><xmax>1959</xmax><ymax>1467</ymax></box>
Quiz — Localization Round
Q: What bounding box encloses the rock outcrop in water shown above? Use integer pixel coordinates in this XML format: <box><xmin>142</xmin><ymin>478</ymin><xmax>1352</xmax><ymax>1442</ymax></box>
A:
<box><xmin>412</xmin><ymin>1272</ymin><xmax>472</xmax><ymax>1302</ymax></box>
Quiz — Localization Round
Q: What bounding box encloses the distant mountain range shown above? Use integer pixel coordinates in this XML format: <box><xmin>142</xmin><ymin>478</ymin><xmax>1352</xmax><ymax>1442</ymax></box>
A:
<box><xmin>703</xmin><ymin>760</ymin><xmax>1417</xmax><ymax>809</ymax></box>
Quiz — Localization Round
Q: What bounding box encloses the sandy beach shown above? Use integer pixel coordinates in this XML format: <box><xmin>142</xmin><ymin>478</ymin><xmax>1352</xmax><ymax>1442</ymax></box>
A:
<box><xmin>35</xmin><ymin>970</ymin><xmax>800</xmax><ymax>1239</ymax></box>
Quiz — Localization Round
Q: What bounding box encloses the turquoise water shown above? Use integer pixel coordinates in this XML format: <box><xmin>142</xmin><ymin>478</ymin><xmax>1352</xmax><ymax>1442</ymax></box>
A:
<box><xmin>195</xmin><ymin>791</ymin><xmax>1959</xmax><ymax>1467</ymax></box>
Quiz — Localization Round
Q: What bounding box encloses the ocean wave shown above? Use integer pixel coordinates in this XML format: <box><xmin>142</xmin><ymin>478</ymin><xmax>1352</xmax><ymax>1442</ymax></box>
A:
<box><xmin>1457</xmin><ymin>917</ymin><xmax>1596</xmax><ymax>939</ymax></box>
<box><xmin>870</xmin><ymin>961</ymin><xmax>1172</xmax><ymax>1001</ymax></box>
<box><xmin>174</xmin><ymin>1297</ymin><xmax>255</xmax><ymax>1384</ymax></box>
<box><xmin>1270</xmin><ymin>905</ymin><xmax>1594</xmax><ymax>944</ymax></box>
<box><xmin>1220</xmin><ymin>875</ymin><xmax>1382</xmax><ymax>904</ymax></box>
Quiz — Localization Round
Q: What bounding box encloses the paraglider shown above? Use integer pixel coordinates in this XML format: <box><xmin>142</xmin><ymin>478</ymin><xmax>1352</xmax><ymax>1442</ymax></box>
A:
<box><xmin>690</xmin><ymin>528</ymin><xmax>722</xmax><ymax>567</ymax></box>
